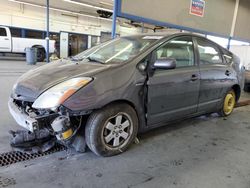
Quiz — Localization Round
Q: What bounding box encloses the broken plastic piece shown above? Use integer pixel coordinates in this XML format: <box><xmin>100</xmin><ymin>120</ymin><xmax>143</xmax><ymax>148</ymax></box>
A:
<box><xmin>9</xmin><ymin>129</ymin><xmax>56</xmax><ymax>154</ymax></box>
<box><xmin>71</xmin><ymin>135</ymin><xmax>86</xmax><ymax>153</ymax></box>
<box><xmin>134</xmin><ymin>137</ymin><xmax>140</xmax><ymax>144</ymax></box>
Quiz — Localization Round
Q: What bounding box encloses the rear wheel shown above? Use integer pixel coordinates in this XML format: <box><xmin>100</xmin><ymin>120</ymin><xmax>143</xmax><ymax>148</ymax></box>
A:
<box><xmin>36</xmin><ymin>48</ymin><xmax>45</xmax><ymax>62</ymax></box>
<box><xmin>219</xmin><ymin>90</ymin><xmax>236</xmax><ymax>117</ymax></box>
<box><xmin>85</xmin><ymin>103</ymin><xmax>138</xmax><ymax>157</ymax></box>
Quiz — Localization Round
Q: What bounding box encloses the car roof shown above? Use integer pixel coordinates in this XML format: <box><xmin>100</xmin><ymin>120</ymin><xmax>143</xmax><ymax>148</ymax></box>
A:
<box><xmin>122</xmin><ymin>32</ymin><xmax>208</xmax><ymax>45</ymax></box>
<box><xmin>128</xmin><ymin>32</ymin><xmax>205</xmax><ymax>39</ymax></box>
<box><xmin>122</xmin><ymin>32</ymin><xmax>233</xmax><ymax>55</ymax></box>
<box><xmin>126</xmin><ymin>32</ymin><xmax>212</xmax><ymax>45</ymax></box>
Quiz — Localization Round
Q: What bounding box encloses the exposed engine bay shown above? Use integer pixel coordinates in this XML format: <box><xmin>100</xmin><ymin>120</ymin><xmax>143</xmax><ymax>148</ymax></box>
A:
<box><xmin>9</xmin><ymin>98</ymin><xmax>88</xmax><ymax>153</ymax></box>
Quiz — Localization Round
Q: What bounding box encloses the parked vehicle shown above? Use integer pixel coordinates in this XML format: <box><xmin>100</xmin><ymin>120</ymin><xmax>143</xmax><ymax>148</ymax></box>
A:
<box><xmin>230</xmin><ymin>45</ymin><xmax>250</xmax><ymax>92</ymax></box>
<box><xmin>0</xmin><ymin>26</ymin><xmax>55</xmax><ymax>61</ymax></box>
<box><xmin>244</xmin><ymin>70</ymin><xmax>250</xmax><ymax>92</ymax></box>
<box><xmin>8</xmin><ymin>33</ymin><xmax>245</xmax><ymax>156</ymax></box>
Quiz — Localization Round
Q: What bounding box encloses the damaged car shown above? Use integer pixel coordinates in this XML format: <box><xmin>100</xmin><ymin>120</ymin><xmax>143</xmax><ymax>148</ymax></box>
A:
<box><xmin>9</xmin><ymin>33</ymin><xmax>245</xmax><ymax>156</ymax></box>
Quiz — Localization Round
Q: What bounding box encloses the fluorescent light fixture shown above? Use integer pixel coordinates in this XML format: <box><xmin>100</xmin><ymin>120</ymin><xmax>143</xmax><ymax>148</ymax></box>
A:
<box><xmin>63</xmin><ymin>0</ymin><xmax>113</xmax><ymax>12</ymax></box>
<box><xmin>9</xmin><ymin>0</ymin><xmax>44</xmax><ymax>8</ymax></box>
<box><xmin>8</xmin><ymin>0</ymin><xmax>112</xmax><ymax>21</ymax></box>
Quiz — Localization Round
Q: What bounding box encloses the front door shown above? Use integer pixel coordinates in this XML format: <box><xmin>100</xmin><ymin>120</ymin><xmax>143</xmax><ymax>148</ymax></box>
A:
<box><xmin>0</xmin><ymin>27</ymin><xmax>11</xmax><ymax>52</ymax></box>
<box><xmin>147</xmin><ymin>36</ymin><xmax>200</xmax><ymax>126</ymax></box>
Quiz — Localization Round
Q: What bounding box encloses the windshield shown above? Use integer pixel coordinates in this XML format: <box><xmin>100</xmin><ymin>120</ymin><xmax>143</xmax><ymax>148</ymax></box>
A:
<box><xmin>73</xmin><ymin>36</ymin><xmax>162</xmax><ymax>64</ymax></box>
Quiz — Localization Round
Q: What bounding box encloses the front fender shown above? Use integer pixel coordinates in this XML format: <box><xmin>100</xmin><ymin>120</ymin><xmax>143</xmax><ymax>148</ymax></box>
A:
<box><xmin>62</xmin><ymin>62</ymin><xmax>147</xmax><ymax>131</ymax></box>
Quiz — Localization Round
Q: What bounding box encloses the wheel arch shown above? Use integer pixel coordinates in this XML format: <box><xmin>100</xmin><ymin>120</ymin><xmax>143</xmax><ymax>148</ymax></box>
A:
<box><xmin>102</xmin><ymin>99</ymin><xmax>138</xmax><ymax>114</ymax></box>
<box><xmin>101</xmin><ymin>99</ymin><xmax>144</xmax><ymax>128</ymax></box>
<box><xmin>32</xmin><ymin>45</ymin><xmax>45</xmax><ymax>52</ymax></box>
<box><xmin>232</xmin><ymin>84</ymin><xmax>241</xmax><ymax>102</ymax></box>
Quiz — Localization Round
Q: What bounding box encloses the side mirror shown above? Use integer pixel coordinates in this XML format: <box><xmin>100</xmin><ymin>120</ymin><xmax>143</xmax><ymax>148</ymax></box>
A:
<box><xmin>138</xmin><ymin>63</ymin><xmax>146</xmax><ymax>72</ymax></box>
<box><xmin>153</xmin><ymin>58</ymin><xmax>176</xmax><ymax>70</ymax></box>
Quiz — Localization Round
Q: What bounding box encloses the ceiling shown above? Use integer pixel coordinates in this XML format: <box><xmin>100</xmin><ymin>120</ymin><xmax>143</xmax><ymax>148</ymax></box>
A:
<box><xmin>13</xmin><ymin>0</ymin><xmax>114</xmax><ymax>18</ymax></box>
<box><xmin>8</xmin><ymin>0</ymin><xmax>163</xmax><ymax>30</ymax></box>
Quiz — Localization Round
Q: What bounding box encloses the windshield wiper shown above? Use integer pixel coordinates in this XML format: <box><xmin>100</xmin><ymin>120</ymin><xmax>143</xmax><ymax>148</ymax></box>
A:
<box><xmin>87</xmin><ymin>56</ymin><xmax>105</xmax><ymax>64</ymax></box>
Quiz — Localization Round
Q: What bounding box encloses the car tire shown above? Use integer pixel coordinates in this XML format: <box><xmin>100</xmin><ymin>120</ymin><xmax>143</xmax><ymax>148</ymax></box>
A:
<box><xmin>36</xmin><ymin>48</ymin><xmax>45</xmax><ymax>62</ymax></box>
<box><xmin>219</xmin><ymin>90</ymin><xmax>236</xmax><ymax>117</ymax></box>
<box><xmin>85</xmin><ymin>103</ymin><xmax>138</xmax><ymax>157</ymax></box>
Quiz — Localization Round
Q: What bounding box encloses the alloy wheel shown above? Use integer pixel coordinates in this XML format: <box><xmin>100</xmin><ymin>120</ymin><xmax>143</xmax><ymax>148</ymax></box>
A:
<box><xmin>223</xmin><ymin>92</ymin><xmax>236</xmax><ymax>115</ymax></box>
<box><xmin>102</xmin><ymin>113</ymin><xmax>133</xmax><ymax>149</ymax></box>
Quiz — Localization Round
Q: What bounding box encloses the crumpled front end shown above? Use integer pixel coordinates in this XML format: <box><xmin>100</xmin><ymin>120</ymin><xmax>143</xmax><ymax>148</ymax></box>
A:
<box><xmin>8</xmin><ymin>96</ymin><xmax>89</xmax><ymax>153</ymax></box>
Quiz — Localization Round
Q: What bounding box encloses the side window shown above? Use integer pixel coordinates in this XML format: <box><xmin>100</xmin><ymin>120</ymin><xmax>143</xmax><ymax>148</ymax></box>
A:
<box><xmin>223</xmin><ymin>54</ymin><xmax>233</xmax><ymax>64</ymax></box>
<box><xmin>26</xmin><ymin>30</ymin><xmax>44</xmax><ymax>39</ymax></box>
<box><xmin>156</xmin><ymin>36</ymin><xmax>194</xmax><ymax>67</ymax></box>
<box><xmin>10</xmin><ymin>28</ymin><xmax>21</xmax><ymax>37</ymax></box>
<box><xmin>196</xmin><ymin>38</ymin><xmax>223</xmax><ymax>64</ymax></box>
<box><xmin>0</xmin><ymin>28</ymin><xmax>7</xmax><ymax>37</ymax></box>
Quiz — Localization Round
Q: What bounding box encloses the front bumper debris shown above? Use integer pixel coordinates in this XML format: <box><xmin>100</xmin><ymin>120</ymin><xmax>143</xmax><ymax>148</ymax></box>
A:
<box><xmin>8</xmin><ymin>98</ymin><xmax>87</xmax><ymax>154</ymax></box>
<box><xmin>9</xmin><ymin>129</ymin><xmax>56</xmax><ymax>154</ymax></box>
<box><xmin>8</xmin><ymin>99</ymin><xmax>38</xmax><ymax>132</ymax></box>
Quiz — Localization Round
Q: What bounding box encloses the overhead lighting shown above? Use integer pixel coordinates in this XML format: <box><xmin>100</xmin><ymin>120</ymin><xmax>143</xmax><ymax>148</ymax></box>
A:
<box><xmin>8</xmin><ymin>0</ymin><xmax>112</xmax><ymax>21</ymax></box>
<box><xmin>63</xmin><ymin>0</ymin><xmax>113</xmax><ymax>12</ymax></box>
<box><xmin>9</xmin><ymin>0</ymin><xmax>44</xmax><ymax>8</ymax></box>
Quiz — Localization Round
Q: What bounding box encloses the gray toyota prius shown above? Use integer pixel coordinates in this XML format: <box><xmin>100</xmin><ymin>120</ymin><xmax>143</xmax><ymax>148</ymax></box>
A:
<box><xmin>9</xmin><ymin>33</ymin><xmax>245</xmax><ymax>156</ymax></box>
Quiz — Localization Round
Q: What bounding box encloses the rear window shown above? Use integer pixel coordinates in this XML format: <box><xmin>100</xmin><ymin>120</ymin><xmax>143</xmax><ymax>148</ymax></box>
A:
<box><xmin>0</xmin><ymin>28</ymin><xmax>7</xmax><ymax>36</ymax></box>
<box><xmin>223</xmin><ymin>54</ymin><xmax>233</xmax><ymax>64</ymax></box>
<box><xmin>196</xmin><ymin>38</ymin><xmax>223</xmax><ymax>64</ymax></box>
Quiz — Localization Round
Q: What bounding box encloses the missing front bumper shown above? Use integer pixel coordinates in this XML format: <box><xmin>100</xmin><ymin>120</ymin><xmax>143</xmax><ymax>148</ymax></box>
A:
<box><xmin>8</xmin><ymin>99</ymin><xmax>87</xmax><ymax>154</ymax></box>
<box><xmin>8</xmin><ymin>99</ymin><xmax>38</xmax><ymax>132</ymax></box>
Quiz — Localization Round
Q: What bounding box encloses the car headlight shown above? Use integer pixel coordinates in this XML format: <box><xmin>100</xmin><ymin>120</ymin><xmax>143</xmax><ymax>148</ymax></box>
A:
<box><xmin>32</xmin><ymin>77</ymin><xmax>92</xmax><ymax>109</ymax></box>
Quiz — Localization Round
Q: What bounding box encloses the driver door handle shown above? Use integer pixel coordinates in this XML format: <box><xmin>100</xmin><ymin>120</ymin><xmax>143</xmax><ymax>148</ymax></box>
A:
<box><xmin>225</xmin><ymin>70</ymin><xmax>231</xmax><ymax>76</ymax></box>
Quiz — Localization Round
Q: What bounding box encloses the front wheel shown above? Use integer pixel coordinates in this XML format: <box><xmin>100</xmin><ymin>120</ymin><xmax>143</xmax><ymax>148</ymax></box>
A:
<box><xmin>85</xmin><ymin>103</ymin><xmax>138</xmax><ymax>157</ymax></box>
<box><xmin>219</xmin><ymin>90</ymin><xmax>236</xmax><ymax>117</ymax></box>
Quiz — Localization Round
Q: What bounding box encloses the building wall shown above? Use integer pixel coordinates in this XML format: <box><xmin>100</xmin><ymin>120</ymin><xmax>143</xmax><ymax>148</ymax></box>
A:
<box><xmin>0</xmin><ymin>0</ymin><xmax>141</xmax><ymax>36</ymax></box>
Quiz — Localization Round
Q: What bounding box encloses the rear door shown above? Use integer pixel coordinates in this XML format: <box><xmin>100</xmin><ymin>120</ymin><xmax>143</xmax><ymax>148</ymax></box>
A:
<box><xmin>0</xmin><ymin>27</ymin><xmax>11</xmax><ymax>52</ymax></box>
<box><xmin>194</xmin><ymin>37</ymin><xmax>236</xmax><ymax>112</ymax></box>
<box><xmin>147</xmin><ymin>36</ymin><xmax>200</xmax><ymax>126</ymax></box>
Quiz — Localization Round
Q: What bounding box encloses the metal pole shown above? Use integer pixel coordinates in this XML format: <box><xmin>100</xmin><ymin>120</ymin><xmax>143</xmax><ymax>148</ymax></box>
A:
<box><xmin>46</xmin><ymin>0</ymin><xmax>50</xmax><ymax>63</ymax></box>
<box><xmin>227</xmin><ymin>37</ymin><xmax>232</xmax><ymax>50</ymax></box>
<box><xmin>111</xmin><ymin>0</ymin><xmax>118</xmax><ymax>39</ymax></box>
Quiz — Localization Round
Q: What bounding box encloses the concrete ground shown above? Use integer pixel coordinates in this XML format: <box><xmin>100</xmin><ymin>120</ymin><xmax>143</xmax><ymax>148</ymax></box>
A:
<box><xmin>1</xmin><ymin>60</ymin><xmax>250</xmax><ymax>188</ymax></box>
